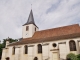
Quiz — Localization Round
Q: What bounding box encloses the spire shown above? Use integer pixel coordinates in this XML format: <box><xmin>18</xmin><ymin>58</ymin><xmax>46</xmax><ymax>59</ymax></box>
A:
<box><xmin>23</xmin><ymin>9</ymin><xmax>37</xmax><ymax>27</ymax></box>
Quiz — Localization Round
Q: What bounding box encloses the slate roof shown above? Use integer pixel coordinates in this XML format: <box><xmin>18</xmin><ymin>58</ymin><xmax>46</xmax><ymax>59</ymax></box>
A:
<box><xmin>23</xmin><ymin>9</ymin><xmax>37</xmax><ymax>27</ymax></box>
<box><xmin>8</xmin><ymin>24</ymin><xmax>80</xmax><ymax>46</ymax></box>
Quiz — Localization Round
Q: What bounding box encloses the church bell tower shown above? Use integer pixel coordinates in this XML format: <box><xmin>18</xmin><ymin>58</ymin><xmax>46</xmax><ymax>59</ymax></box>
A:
<box><xmin>22</xmin><ymin>9</ymin><xmax>39</xmax><ymax>38</ymax></box>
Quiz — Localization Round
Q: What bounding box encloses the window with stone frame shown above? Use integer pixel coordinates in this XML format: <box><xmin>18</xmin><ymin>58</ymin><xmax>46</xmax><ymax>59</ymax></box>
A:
<box><xmin>69</xmin><ymin>40</ymin><xmax>76</xmax><ymax>51</ymax></box>
<box><xmin>24</xmin><ymin>45</ymin><xmax>28</xmax><ymax>54</ymax></box>
<box><xmin>38</xmin><ymin>44</ymin><xmax>42</xmax><ymax>53</ymax></box>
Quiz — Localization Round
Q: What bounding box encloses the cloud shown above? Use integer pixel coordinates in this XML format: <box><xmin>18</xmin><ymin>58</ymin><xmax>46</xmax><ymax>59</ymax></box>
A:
<box><xmin>0</xmin><ymin>0</ymin><xmax>80</xmax><ymax>41</ymax></box>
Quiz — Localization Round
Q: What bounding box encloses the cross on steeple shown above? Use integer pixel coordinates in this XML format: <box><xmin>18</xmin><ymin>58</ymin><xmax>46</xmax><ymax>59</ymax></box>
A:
<box><xmin>31</xmin><ymin>4</ymin><xmax>32</xmax><ymax>9</ymax></box>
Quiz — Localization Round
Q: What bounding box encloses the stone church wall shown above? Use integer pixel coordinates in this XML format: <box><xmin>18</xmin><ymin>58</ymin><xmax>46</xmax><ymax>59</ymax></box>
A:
<box><xmin>1</xmin><ymin>37</ymin><xmax>80</xmax><ymax>60</ymax></box>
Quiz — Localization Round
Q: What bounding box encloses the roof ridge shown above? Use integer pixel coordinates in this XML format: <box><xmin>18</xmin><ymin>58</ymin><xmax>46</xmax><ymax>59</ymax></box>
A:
<box><xmin>8</xmin><ymin>33</ymin><xmax>80</xmax><ymax>46</ymax></box>
<box><xmin>35</xmin><ymin>24</ymin><xmax>79</xmax><ymax>33</ymax></box>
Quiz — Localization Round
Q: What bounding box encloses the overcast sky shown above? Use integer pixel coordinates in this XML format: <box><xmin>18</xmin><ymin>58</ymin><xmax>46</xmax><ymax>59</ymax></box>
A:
<box><xmin>0</xmin><ymin>0</ymin><xmax>80</xmax><ymax>41</ymax></box>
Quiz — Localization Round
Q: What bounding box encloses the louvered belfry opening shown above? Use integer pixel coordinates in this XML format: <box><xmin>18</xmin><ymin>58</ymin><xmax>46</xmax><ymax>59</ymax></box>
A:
<box><xmin>24</xmin><ymin>45</ymin><xmax>28</xmax><ymax>54</ymax></box>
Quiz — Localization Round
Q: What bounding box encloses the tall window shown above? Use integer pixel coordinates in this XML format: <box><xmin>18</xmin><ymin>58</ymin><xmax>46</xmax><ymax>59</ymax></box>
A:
<box><xmin>69</xmin><ymin>40</ymin><xmax>76</xmax><ymax>51</ymax></box>
<box><xmin>24</xmin><ymin>45</ymin><xmax>28</xmax><ymax>54</ymax></box>
<box><xmin>26</xmin><ymin>26</ymin><xmax>29</xmax><ymax>31</ymax></box>
<box><xmin>12</xmin><ymin>47</ymin><xmax>15</xmax><ymax>55</ymax></box>
<box><xmin>38</xmin><ymin>44</ymin><xmax>42</xmax><ymax>53</ymax></box>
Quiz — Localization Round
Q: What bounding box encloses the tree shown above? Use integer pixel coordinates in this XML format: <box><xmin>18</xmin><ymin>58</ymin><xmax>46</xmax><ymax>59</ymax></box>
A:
<box><xmin>0</xmin><ymin>44</ymin><xmax>3</xmax><ymax>59</ymax></box>
<box><xmin>66</xmin><ymin>53</ymin><xmax>77</xmax><ymax>60</ymax></box>
<box><xmin>0</xmin><ymin>38</ymin><xmax>18</xmax><ymax>59</ymax></box>
<box><xmin>2</xmin><ymin>38</ymin><xmax>17</xmax><ymax>48</ymax></box>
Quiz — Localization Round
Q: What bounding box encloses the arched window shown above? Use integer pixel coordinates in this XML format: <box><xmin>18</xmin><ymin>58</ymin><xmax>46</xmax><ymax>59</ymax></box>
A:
<box><xmin>69</xmin><ymin>40</ymin><xmax>76</xmax><ymax>51</ymax></box>
<box><xmin>24</xmin><ymin>45</ymin><xmax>28</xmax><ymax>54</ymax></box>
<box><xmin>38</xmin><ymin>44</ymin><xmax>42</xmax><ymax>53</ymax></box>
<box><xmin>34</xmin><ymin>57</ymin><xmax>38</xmax><ymax>60</ymax></box>
<box><xmin>12</xmin><ymin>47</ymin><xmax>15</xmax><ymax>55</ymax></box>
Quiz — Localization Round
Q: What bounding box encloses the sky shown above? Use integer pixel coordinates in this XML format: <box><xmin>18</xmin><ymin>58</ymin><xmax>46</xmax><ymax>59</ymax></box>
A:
<box><xmin>0</xmin><ymin>0</ymin><xmax>80</xmax><ymax>41</ymax></box>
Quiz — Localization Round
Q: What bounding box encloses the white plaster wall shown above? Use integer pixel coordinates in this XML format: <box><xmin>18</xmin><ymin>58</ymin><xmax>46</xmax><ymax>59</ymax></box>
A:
<box><xmin>9</xmin><ymin>47</ymin><xmax>14</xmax><ymax>60</ymax></box>
<box><xmin>5</xmin><ymin>49</ymin><xmax>9</xmax><ymax>57</ymax></box>
<box><xmin>28</xmin><ymin>46</ymin><xmax>34</xmax><ymax>60</ymax></box>
<box><xmin>1</xmin><ymin>49</ymin><xmax>6</xmax><ymax>60</ymax></box>
<box><xmin>22</xmin><ymin>24</ymin><xmax>39</xmax><ymax>38</ymax></box>
<box><xmin>78</xmin><ymin>41</ymin><xmax>80</xmax><ymax>54</ymax></box>
<box><xmin>76</xmin><ymin>40</ymin><xmax>80</xmax><ymax>54</ymax></box>
<box><xmin>42</xmin><ymin>44</ymin><xmax>49</xmax><ymax>60</ymax></box>
<box><xmin>6</xmin><ymin>41</ymin><xmax>9</xmax><ymax>47</ymax></box>
<box><xmin>15</xmin><ymin>47</ymin><xmax>19</xmax><ymax>60</ymax></box>
<box><xmin>20</xmin><ymin>45</ymin><xmax>28</xmax><ymax>60</ymax></box>
<box><xmin>2</xmin><ymin>37</ymin><xmax>80</xmax><ymax>60</ymax></box>
<box><xmin>59</xmin><ymin>43</ymin><xmax>67</xmax><ymax>59</ymax></box>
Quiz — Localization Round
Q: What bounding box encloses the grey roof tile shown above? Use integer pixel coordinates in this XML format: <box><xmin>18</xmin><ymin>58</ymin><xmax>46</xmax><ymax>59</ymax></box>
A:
<box><xmin>23</xmin><ymin>9</ymin><xmax>37</xmax><ymax>27</ymax></box>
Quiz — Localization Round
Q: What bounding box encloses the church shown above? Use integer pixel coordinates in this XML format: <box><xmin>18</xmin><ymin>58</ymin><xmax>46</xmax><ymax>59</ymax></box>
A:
<box><xmin>1</xmin><ymin>9</ymin><xmax>80</xmax><ymax>60</ymax></box>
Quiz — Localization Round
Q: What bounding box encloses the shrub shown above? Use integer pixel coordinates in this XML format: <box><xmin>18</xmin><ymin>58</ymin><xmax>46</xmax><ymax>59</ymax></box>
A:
<box><xmin>77</xmin><ymin>54</ymin><xmax>80</xmax><ymax>60</ymax></box>
<box><xmin>66</xmin><ymin>53</ymin><xmax>77</xmax><ymax>60</ymax></box>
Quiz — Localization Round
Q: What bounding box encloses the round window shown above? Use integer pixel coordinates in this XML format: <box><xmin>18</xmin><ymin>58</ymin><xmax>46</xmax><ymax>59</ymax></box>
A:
<box><xmin>52</xmin><ymin>43</ymin><xmax>57</xmax><ymax>47</ymax></box>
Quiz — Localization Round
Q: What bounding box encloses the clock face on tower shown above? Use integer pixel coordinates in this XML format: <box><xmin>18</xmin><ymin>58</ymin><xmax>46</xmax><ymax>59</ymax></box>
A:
<box><xmin>26</xmin><ymin>33</ymin><xmax>28</xmax><ymax>36</ymax></box>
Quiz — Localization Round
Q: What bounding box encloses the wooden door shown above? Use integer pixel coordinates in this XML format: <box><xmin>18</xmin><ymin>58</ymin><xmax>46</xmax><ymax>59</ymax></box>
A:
<box><xmin>6</xmin><ymin>57</ymin><xmax>9</xmax><ymax>60</ymax></box>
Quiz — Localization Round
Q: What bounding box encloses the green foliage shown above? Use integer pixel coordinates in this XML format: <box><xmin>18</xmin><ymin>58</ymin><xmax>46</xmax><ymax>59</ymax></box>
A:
<box><xmin>0</xmin><ymin>38</ymin><xmax>18</xmax><ymax>57</ymax></box>
<box><xmin>66</xmin><ymin>53</ymin><xmax>77</xmax><ymax>60</ymax></box>
<box><xmin>0</xmin><ymin>44</ymin><xmax>3</xmax><ymax>56</ymax></box>
<box><xmin>77</xmin><ymin>54</ymin><xmax>80</xmax><ymax>60</ymax></box>
<box><xmin>2</xmin><ymin>38</ymin><xmax>17</xmax><ymax>48</ymax></box>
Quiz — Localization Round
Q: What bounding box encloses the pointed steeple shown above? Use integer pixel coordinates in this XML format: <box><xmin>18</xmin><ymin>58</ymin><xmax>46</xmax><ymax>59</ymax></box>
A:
<box><xmin>23</xmin><ymin>9</ymin><xmax>37</xmax><ymax>27</ymax></box>
<box><xmin>22</xmin><ymin>9</ymin><xmax>39</xmax><ymax>38</ymax></box>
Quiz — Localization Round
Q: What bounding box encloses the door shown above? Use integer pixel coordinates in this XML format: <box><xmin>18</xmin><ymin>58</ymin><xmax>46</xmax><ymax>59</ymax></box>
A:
<box><xmin>6</xmin><ymin>57</ymin><xmax>9</xmax><ymax>60</ymax></box>
<box><xmin>53</xmin><ymin>52</ymin><xmax>59</xmax><ymax>60</ymax></box>
<box><xmin>34</xmin><ymin>57</ymin><xmax>38</xmax><ymax>60</ymax></box>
